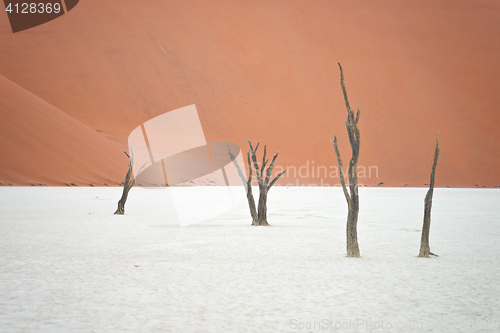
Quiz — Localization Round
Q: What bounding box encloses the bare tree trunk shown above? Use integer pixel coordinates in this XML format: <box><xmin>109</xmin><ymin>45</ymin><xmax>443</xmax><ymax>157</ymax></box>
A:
<box><xmin>114</xmin><ymin>167</ymin><xmax>132</xmax><ymax>214</ymax></box>
<box><xmin>228</xmin><ymin>147</ymin><xmax>258</xmax><ymax>225</ymax></box>
<box><xmin>254</xmin><ymin>143</ymin><xmax>269</xmax><ymax>226</ymax></box>
<box><xmin>230</xmin><ymin>141</ymin><xmax>287</xmax><ymax>226</ymax></box>
<box><xmin>331</xmin><ymin>63</ymin><xmax>361</xmax><ymax>258</ymax></box>
<box><xmin>114</xmin><ymin>149</ymin><xmax>145</xmax><ymax>215</ymax></box>
<box><xmin>257</xmin><ymin>185</ymin><xmax>269</xmax><ymax>226</ymax></box>
<box><xmin>346</xmin><ymin>196</ymin><xmax>360</xmax><ymax>257</ymax></box>
<box><xmin>418</xmin><ymin>132</ymin><xmax>440</xmax><ymax>257</ymax></box>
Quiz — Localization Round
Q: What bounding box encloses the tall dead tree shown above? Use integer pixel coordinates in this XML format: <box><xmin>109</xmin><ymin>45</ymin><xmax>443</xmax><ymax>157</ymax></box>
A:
<box><xmin>331</xmin><ymin>63</ymin><xmax>361</xmax><ymax>258</ymax></box>
<box><xmin>228</xmin><ymin>141</ymin><xmax>287</xmax><ymax>226</ymax></box>
<box><xmin>114</xmin><ymin>148</ymin><xmax>145</xmax><ymax>215</ymax></box>
<box><xmin>418</xmin><ymin>132</ymin><xmax>440</xmax><ymax>257</ymax></box>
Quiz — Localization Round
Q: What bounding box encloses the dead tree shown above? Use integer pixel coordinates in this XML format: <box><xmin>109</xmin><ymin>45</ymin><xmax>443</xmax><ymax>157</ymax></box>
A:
<box><xmin>114</xmin><ymin>148</ymin><xmax>145</xmax><ymax>215</ymax></box>
<box><xmin>331</xmin><ymin>63</ymin><xmax>361</xmax><ymax>258</ymax></box>
<box><xmin>229</xmin><ymin>141</ymin><xmax>287</xmax><ymax>226</ymax></box>
<box><xmin>418</xmin><ymin>132</ymin><xmax>440</xmax><ymax>257</ymax></box>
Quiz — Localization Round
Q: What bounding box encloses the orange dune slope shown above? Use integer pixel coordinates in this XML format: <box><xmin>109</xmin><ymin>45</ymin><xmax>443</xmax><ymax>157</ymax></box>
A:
<box><xmin>0</xmin><ymin>0</ymin><xmax>499</xmax><ymax>187</ymax></box>
<box><xmin>0</xmin><ymin>74</ymin><xmax>127</xmax><ymax>186</ymax></box>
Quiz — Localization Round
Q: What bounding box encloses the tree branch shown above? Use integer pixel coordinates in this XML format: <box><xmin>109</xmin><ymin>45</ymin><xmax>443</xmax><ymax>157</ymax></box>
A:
<box><xmin>346</xmin><ymin>118</ymin><xmax>357</xmax><ymax>151</ymax></box>
<box><xmin>429</xmin><ymin>131</ymin><xmax>440</xmax><ymax>192</ymax></box>
<box><xmin>264</xmin><ymin>152</ymin><xmax>280</xmax><ymax>186</ymax></box>
<box><xmin>260</xmin><ymin>145</ymin><xmax>268</xmax><ymax>176</ymax></box>
<box><xmin>338</xmin><ymin>63</ymin><xmax>354</xmax><ymax>121</ymax></box>
<box><xmin>247</xmin><ymin>151</ymin><xmax>253</xmax><ymax>186</ymax></box>
<box><xmin>228</xmin><ymin>145</ymin><xmax>248</xmax><ymax>192</ymax></box>
<box><xmin>248</xmin><ymin>140</ymin><xmax>260</xmax><ymax>156</ymax></box>
<box><xmin>248</xmin><ymin>140</ymin><xmax>263</xmax><ymax>184</ymax></box>
<box><xmin>331</xmin><ymin>136</ymin><xmax>351</xmax><ymax>204</ymax></box>
<box><xmin>268</xmin><ymin>169</ymin><xmax>288</xmax><ymax>189</ymax></box>
<box><xmin>132</xmin><ymin>163</ymin><xmax>146</xmax><ymax>185</ymax></box>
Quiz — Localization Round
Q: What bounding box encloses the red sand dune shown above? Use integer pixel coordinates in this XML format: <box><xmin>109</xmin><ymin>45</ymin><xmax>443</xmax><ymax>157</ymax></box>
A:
<box><xmin>0</xmin><ymin>74</ymin><xmax>127</xmax><ymax>186</ymax></box>
<box><xmin>0</xmin><ymin>0</ymin><xmax>499</xmax><ymax>187</ymax></box>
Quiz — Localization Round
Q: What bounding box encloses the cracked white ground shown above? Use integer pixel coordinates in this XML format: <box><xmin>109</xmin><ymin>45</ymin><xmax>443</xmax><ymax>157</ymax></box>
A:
<box><xmin>1</xmin><ymin>187</ymin><xmax>499</xmax><ymax>332</ymax></box>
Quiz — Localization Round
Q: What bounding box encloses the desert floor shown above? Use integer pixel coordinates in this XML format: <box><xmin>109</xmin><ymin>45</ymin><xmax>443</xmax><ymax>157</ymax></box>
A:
<box><xmin>1</xmin><ymin>187</ymin><xmax>499</xmax><ymax>332</ymax></box>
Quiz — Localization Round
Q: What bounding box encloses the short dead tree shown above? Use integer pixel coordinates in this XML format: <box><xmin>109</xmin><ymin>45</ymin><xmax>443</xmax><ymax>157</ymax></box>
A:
<box><xmin>228</xmin><ymin>141</ymin><xmax>287</xmax><ymax>226</ymax></box>
<box><xmin>331</xmin><ymin>63</ymin><xmax>361</xmax><ymax>258</ymax></box>
<box><xmin>114</xmin><ymin>149</ymin><xmax>145</xmax><ymax>215</ymax></box>
<box><xmin>418</xmin><ymin>132</ymin><xmax>440</xmax><ymax>257</ymax></box>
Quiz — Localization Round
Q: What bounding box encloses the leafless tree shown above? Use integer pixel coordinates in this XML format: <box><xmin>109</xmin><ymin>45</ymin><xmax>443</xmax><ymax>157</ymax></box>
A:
<box><xmin>418</xmin><ymin>132</ymin><xmax>440</xmax><ymax>257</ymax></box>
<box><xmin>331</xmin><ymin>63</ymin><xmax>361</xmax><ymax>258</ymax></box>
<box><xmin>114</xmin><ymin>148</ymin><xmax>145</xmax><ymax>215</ymax></box>
<box><xmin>229</xmin><ymin>141</ymin><xmax>287</xmax><ymax>225</ymax></box>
